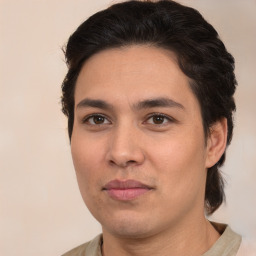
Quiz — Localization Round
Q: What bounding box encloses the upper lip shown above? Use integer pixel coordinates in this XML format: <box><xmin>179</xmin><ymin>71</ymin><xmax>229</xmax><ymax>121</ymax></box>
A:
<box><xmin>103</xmin><ymin>179</ymin><xmax>152</xmax><ymax>190</ymax></box>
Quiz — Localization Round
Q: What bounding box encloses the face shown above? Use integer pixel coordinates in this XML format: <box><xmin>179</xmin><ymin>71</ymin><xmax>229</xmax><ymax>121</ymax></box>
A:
<box><xmin>71</xmin><ymin>46</ymin><xmax>210</xmax><ymax>239</ymax></box>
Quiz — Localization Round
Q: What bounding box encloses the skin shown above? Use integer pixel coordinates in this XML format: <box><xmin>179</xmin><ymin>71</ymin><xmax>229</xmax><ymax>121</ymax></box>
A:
<box><xmin>71</xmin><ymin>45</ymin><xmax>227</xmax><ymax>256</ymax></box>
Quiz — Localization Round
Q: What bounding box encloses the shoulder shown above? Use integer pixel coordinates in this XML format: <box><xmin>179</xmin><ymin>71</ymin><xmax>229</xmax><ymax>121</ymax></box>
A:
<box><xmin>61</xmin><ymin>241</ymin><xmax>89</xmax><ymax>256</ymax></box>
<box><xmin>203</xmin><ymin>222</ymin><xmax>242</xmax><ymax>256</ymax></box>
<box><xmin>61</xmin><ymin>234</ymin><xmax>102</xmax><ymax>256</ymax></box>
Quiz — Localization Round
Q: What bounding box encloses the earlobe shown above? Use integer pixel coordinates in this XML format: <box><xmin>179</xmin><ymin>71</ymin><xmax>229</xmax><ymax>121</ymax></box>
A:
<box><xmin>205</xmin><ymin>118</ymin><xmax>228</xmax><ymax>168</ymax></box>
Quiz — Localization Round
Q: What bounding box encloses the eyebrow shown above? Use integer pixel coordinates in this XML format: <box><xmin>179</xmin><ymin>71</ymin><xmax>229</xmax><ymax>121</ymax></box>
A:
<box><xmin>76</xmin><ymin>98</ymin><xmax>113</xmax><ymax>110</ymax></box>
<box><xmin>76</xmin><ymin>97</ymin><xmax>185</xmax><ymax>111</ymax></box>
<box><xmin>134</xmin><ymin>97</ymin><xmax>185</xmax><ymax>110</ymax></box>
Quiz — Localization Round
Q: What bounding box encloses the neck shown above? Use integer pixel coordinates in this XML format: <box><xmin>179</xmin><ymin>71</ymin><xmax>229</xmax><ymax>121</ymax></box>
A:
<box><xmin>101</xmin><ymin>217</ymin><xmax>220</xmax><ymax>256</ymax></box>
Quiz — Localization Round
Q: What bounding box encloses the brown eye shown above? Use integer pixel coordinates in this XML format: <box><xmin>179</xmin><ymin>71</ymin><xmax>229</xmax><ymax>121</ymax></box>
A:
<box><xmin>145</xmin><ymin>114</ymin><xmax>173</xmax><ymax>125</ymax></box>
<box><xmin>152</xmin><ymin>115</ymin><xmax>165</xmax><ymax>124</ymax></box>
<box><xmin>93</xmin><ymin>115</ymin><xmax>105</xmax><ymax>124</ymax></box>
<box><xmin>83</xmin><ymin>114</ymin><xmax>111</xmax><ymax>125</ymax></box>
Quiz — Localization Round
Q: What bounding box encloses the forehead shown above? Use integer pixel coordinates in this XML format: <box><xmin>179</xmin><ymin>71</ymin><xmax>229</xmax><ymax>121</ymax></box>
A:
<box><xmin>75</xmin><ymin>45</ymin><xmax>198</xmax><ymax>111</ymax></box>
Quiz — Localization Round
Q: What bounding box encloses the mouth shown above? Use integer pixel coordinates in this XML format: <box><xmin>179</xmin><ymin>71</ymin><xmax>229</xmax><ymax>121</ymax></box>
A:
<box><xmin>103</xmin><ymin>179</ymin><xmax>153</xmax><ymax>201</ymax></box>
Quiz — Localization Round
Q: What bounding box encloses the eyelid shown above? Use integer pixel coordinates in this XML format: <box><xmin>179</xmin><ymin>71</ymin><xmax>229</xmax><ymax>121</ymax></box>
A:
<box><xmin>82</xmin><ymin>113</ymin><xmax>112</xmax><ymax>125</ymax></box>
<box><xmin>80</xmin><ymin>112</ymin><xmax>176</xmax><ymax>126</ymax></box>
<box><xmin>144</xmin><ymin>112</ymin><xmax>175</xmax><ymax>125</ymax></box>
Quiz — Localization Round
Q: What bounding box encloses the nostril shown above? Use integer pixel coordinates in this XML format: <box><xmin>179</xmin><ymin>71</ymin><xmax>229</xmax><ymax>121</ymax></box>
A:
<box><xmin>127</xmin><ymin>160</ymin><xmax>136</xmax><ymax>164</ymax></box>
<box><xmin>109</xmin><ymin>160</ymin><xmax>116</xmax><ymax>166</ymax></box>
<box><xmin>109</xmin><ymin>159</ymin><xmax>138</xmax><ymax>167</ymax></box>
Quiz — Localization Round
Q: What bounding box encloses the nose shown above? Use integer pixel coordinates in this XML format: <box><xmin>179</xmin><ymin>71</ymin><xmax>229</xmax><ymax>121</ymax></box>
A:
<box><xmin>106</xmin><ymin>125</ymin><xmax>145</xmax><ymax>168</ymax></box>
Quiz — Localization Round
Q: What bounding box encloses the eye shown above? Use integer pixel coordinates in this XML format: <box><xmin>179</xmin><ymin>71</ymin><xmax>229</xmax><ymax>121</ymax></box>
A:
<box><xmin>83</xmin><ymin>114</ymin><xmax>111</xmax><ymax>125</ymax></box>
<box><xmin>146</xmin><ymin>113</ymin><xmax>173</xmax><ymax>125</ymax></box>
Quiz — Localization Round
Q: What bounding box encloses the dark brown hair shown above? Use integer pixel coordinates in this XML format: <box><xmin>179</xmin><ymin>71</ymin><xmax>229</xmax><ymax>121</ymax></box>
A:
<box><xmin>61</xmin><ymin>0</ymin><xmax>237</xmax><ymax>215</ymax></box>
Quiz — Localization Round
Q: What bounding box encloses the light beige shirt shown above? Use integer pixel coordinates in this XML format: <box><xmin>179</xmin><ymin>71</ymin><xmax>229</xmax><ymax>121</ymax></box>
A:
<box><xmin>62</xmin><ymin>222</ymin><xmax>241</xmax><ymax>256</ymax></box>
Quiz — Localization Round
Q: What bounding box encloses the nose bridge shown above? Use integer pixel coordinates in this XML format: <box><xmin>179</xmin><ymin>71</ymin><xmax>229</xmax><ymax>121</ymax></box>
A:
<box><xmin>107</xmin><ymin>120</ymin><xmax>145</xmax><ymax>167</ymax></box>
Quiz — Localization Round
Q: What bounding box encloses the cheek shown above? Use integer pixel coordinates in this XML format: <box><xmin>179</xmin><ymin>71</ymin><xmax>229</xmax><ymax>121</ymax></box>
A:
<box><xmin>71</xmin><ymin>132</ymin><xmax>115</xmax><ymax>223</ymax></box>
<box><xmin>70</xmin><ymin>134</ymin><xmax>105</xmax><ymax>195</ymax></box>
<box><xmin>71</xmin><ymin>136</ymin><xmax>108</xmax><ymax>218</ymax></box>
<box><xmin>152</xmin><ymin>130</ymin><xmax>205</xmax><ymax>169</ymax></box>
<box><xmin>151</xmin><ymin>131</ymin><xmax>207</xmax><ymax>197</ymax></box>
<box><xmin>71</xmin><ymin>130</ymin><xmax>105</xmax><ymax>170</ymax></box>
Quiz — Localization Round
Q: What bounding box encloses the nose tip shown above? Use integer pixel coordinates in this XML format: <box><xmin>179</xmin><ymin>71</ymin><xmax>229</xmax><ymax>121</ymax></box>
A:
<box><xmin>106</xmin><ymin>129</ymin><xmax>145</xmax><ymax>168</ymax></box>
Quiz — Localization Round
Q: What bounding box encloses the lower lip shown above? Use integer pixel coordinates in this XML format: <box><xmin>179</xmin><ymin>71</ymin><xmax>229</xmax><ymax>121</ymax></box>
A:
<box><xmin>105</xmin><ymin>188</ymin><xmax>150</xmax><ymax>201</ymax></box>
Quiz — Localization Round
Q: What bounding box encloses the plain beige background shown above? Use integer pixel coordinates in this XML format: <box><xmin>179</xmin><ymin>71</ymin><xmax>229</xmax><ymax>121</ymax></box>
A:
<box><xmin>0</xmin><ymin>0</ymin><xmax>255</xmax><ymax>255</ymax></box>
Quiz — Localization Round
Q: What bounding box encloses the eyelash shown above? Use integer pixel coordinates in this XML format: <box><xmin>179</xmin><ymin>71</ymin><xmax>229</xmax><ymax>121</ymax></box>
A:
<box><xmin>82</xmin><ymin>114</ymin><xmax>111</xmax><ymax>125</ymax></box>
<box><xmin>82</xmin><ymin>113</ymin><xmax>175</xmax><ymax>126</ymax></box>
<box><xmin>145</xmin><ymin>113</ymin><xmax>174</xmax><ymax>125</ymax></box>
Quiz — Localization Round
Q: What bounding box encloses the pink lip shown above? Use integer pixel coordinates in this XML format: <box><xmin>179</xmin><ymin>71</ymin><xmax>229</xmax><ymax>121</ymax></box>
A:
<box><xmin>103</xmin><ymin>179</ymin><xmax>152</xmax><ymax>201</ymax></box>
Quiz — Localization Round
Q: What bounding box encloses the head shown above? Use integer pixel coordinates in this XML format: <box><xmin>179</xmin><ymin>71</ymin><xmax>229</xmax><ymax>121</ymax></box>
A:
<box><xmin>61</xmin><ymin>0</ymin><xmax>236</xmax><ymax>226</ymax></box>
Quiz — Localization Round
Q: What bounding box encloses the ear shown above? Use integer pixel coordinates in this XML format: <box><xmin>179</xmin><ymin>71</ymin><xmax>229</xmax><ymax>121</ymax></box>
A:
<box><xmin>205</xmin><ymin>118</ymin><xmax>228</xmax><ymax>168</ymax></box>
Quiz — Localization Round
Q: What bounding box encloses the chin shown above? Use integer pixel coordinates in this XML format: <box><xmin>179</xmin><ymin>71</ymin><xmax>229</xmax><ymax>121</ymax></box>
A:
<box><xmin>101</xmin><ymin>213</ymin><xmax>158</xmax><ymax>239</ymax></box>
<box><xmin>108</xmin><ymin>225</ymin><xmax>153</xmax><ymax>239</ymax></box>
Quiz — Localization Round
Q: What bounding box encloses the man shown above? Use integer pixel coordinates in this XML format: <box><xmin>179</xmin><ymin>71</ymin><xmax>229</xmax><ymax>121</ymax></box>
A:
<box><xmin>61</xmin><ymin>0</ymin><xmax>241</xmax><ymax>255</ymax></box>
